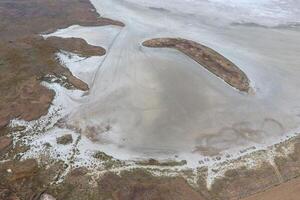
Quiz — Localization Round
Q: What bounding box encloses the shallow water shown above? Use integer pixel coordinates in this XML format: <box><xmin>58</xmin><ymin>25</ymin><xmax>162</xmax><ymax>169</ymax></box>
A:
<box><xmin>54</xmin><ymin>0</ymin><xmax>300</xmax><ymax>161</ymax></box>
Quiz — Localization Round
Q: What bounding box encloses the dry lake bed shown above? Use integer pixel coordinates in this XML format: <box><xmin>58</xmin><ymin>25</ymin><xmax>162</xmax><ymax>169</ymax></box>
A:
<box><xmin>1</xmin><ymin>0</ymin><xmax>300</xmax><ymax>199</ymax></box>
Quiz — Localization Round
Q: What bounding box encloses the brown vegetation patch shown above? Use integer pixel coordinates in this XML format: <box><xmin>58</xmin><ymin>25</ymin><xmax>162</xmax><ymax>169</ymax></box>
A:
<box><xmin>2</xmin><ymin>138</ymin><xmax>300</xmax><ymax>200</ymax></box>
<box><xmin>0</xmin><ymin>159</ymin><xmax>65</xmax><ymax>200</ymax></box>
<box><xmin>98</xmin><ymin>170</ymin><xmax>205</xmax><ymax>200</ymax></box>
<box><xmin>0</xmin><ymin>188</ymin><xmax>20</xmax><ymax>200</ymax></box>
<box><xmin>242</xmin><ymin>137</ymin><xmax>300</xmax><ymax>200</ymax></box>
<box><xmin>0</xmin><ymin>136</ymin><xmax>13</xmax><ymax>155</ymax></box>
<box><xmin>56</xmin><ymin>134</ymin><xmax>73</xmax><ymax>145</ymax></box>
<box><xmin>0</xmin><ymin>0</ymin><xmax>125</xmax><ymax>129</ymax></box>
<box><xmin>143</xmin><ymin>38</ymin><xmax>250</xmax><ymax>92</ymax></box>
<box><xmin>45</xmin><ymin>36</ymin><xmax>106</xmax><ymax>57</ymax></box>
<box><xmin>0</xmin><ymin>36</ymin><xmax>95</xmax><ymax>128</ymax></box>
<box><xmin>207</xmin><ymin>163</ymin><xmax>280</xmax><ymax>200</ymax></box>
<box><xmin>0</xmin><ymin>165</ymin><xmax>204</xmax><ymax>200</ymax></box>
<box><xmin>242</xmin><ymin>175</ymin><xmax>300</xmax><ymax>200</ymax></box>
<box><xmin>274</xmin><ymin>137</ymin><xmax>300</xmax><ymax>181</ymax></box>
<box><xmin>0</xmin><ymin>0</ymin><xmax>124</xmax><ymax>41</ymax></box>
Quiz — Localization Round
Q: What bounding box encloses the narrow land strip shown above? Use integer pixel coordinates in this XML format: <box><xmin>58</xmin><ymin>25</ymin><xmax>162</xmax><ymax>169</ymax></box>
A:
<box><xmin>143</xmin><ymin>38</ymin><xmax>250</xmax><ymax>92</ymax></box>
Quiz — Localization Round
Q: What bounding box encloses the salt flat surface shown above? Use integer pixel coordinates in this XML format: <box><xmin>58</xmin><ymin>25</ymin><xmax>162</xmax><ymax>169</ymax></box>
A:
<box><xmin>39</xmin><ymin>0</ymin><xmax>300</xmax><ymax>165</ymax></box>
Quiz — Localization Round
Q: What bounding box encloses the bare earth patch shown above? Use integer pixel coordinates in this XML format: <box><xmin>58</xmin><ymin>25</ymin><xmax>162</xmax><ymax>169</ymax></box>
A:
<box><xmin>0</xmin><ymin>0</ymin><xmax>122</xmax><ymax>129</ymax></box>
<box><xmin>0</xmin><ymin>35</ymin><xmax>105</xmax><ymax>129</ymax></box>
<box><xmin>0</xmin><ymin>0</ymin><xmax>124</xmax><ymax>41</ymax></box>
<box><xmin>242</xmin><ymin>176</ymin><xmax>300</xmax><ymax>200</ymax></box>
<box><xmin>45</xmin><ymin>36</ymin><xmax>106</xmax><ymax>58</ymax></box>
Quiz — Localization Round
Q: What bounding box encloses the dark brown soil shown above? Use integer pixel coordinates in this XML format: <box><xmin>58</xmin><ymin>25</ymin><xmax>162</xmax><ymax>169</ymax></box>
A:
<box><xmin>0</xmin><ymin>0</ymin><xmax>124</xmax><ymax>41</ymax></box>
<box><xmin>98</xmin><ymin>170</ymin><xmax>205</xmax><ymax>200</ymax></box>
<box><xmin>56</xmin><ymin>134</ymin><xmax>73</xmax><ymax>145</ymax></box>
<box><xmin>0</xmin><ymin>0</ymin><xmax>123</xmax><ymax>129</ymax></box>
<box><xmin>0</xmin><ymin>159</ymin><xmax>65</xmax><ymax>200</ymax></box>
<box><xmin>45</xmin><ymin>36</ymin><xmax>106</xmax><ymax>57</ymax></box>
<box><xmin>207</xmin><ymin>162</ymin><xmax>280</xmax><ymax>200</ymax></box>
<box><xmin>0</xmin><ymin>35</ymin><xmax>103</xmax><ymax>129</ymax></box>
<box><xmin>0</xmin><ymin>159</ymin><xmax>206</xmax><ymax>200</ymax></box>
<box><xmin>143</xmin><ymin>38</ymin><xmax>250</xmax><ymax>92</ymax></box>
<box><xmin>242</xmin><ymin>176</ymin><xmax>300</xmax><ymax>200</ymax></box>
<box><xmin>51</xmin><ymin>168</ymin><xmax>206</xmax><ymax>200</ymax></box>
<box><xmin>0</xmin><ymin>136</ymin><xmax>12</xmax><ymax>155</ymax></box>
